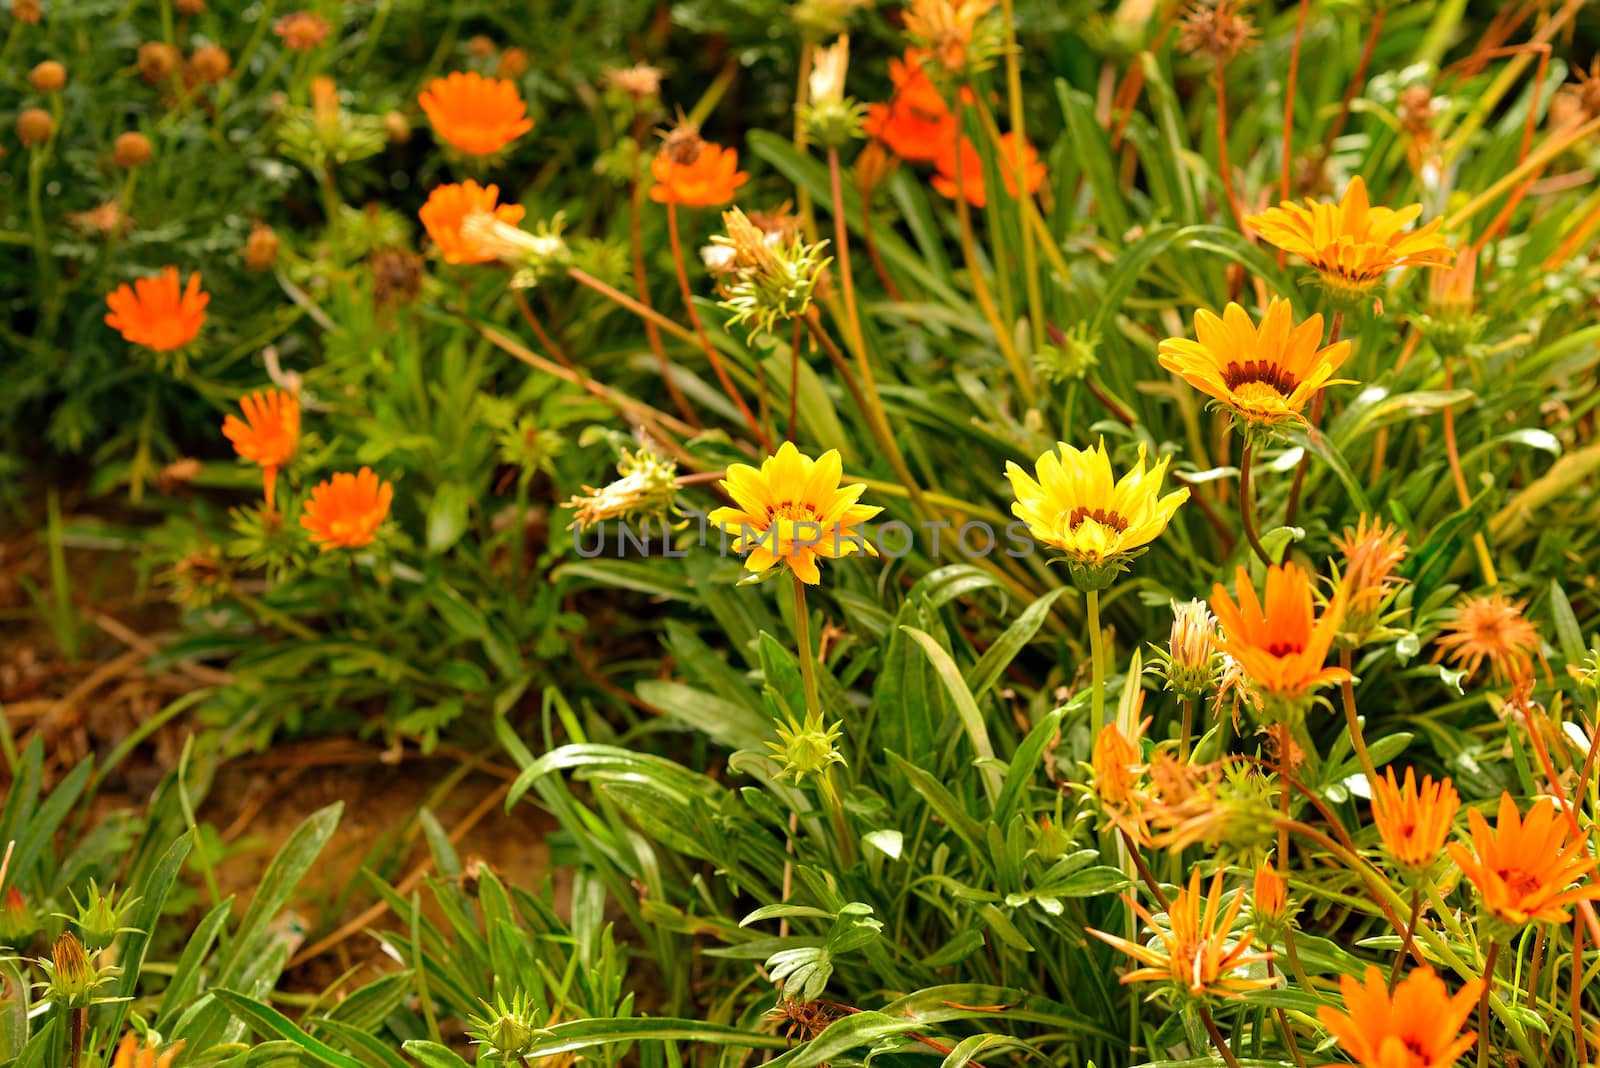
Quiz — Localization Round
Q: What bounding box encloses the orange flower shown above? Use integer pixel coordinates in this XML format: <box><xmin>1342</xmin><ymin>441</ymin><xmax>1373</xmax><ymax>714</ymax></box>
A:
<box><xmin>301</xmin><ymin>468</ymin><xmax>393</xmax><ymax>551</ymax></box>
<box><xmin>931</xmin><ymin>131</ymin><xmax>1045</xmax><ymax>209</ymax></box>
<box><xmin>863</xmin><ymin>53</ymin><xmax>957</xmax><ymax>163</ymax></box>
<box><xmin>418</xmin><ymin>181</ymin><xmax>526</xmax><ymax>265</ymax></box>
<box><xmin>111</xmin><ymin>1034</ymin><xmax>183</xmax><ymax>1068</ymax></box>
<box><xmin>273</xmin><ymin>11</ymin><xmax>330</xmax><ymax>50</ymax></box>
<box><xmin>221</xmin><ymin>389</ymin><xmax>300</xmax><ymax>510</ymax></box>
<box><xmin>1210</xmin><ymin>562</ymin><xmax>1348</xmax><ymax>708</ymax></box>
<box><xmin>1371</xmin><ymin>767</ymin><xmax>1458</xmax><ymax>873</ymax></box>
<box><xmin>1317</xmin><ymin>965</ymin><xmax>1482</xmax><ymax>1068</ymax></box>
<box><xmin>1446</xmin><ymin>792</ymin><xmax>1600</xmax><ymax>927</ymax></box>
<box><xmin>105</xmin><ymin>267</ymin><xmax>208</xmax><ymax>352</ymax></box>
<box><xmin>1089</xmin><ymin>869</ymin><xmax>1277</xmax><ymax>1000</ymax></box>
<box><xmin>1246</xmin><ymin>176</ymin><xmax>1453</xmax><ymax>303</ymax></box>
<box><xmin>649</xmin><ymin>138</ymin><xmax>748</xmax><ymax>207</ymax></box>
<box><xmin>1433</xmin><ymin>592</ymin><xmax>1541</xmax><ymax>685</ymax></box>
<box><xmin>903</xmin><ymin>0</ymin><xmax>998</xmax><ymax>74</ymax></box>
<box><xmin>418</xmin><ymin>72</ymin><xmax>532</xmax><ymax>156</ymax></box>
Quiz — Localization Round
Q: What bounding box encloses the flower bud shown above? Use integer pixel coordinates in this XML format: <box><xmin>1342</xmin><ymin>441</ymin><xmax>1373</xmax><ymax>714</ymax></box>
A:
<box><xmin>466</xmin><ymin>991</ymin><xmax>549</xmax><ymax>1060</ymax></box>
<box><xmin>1251</xmin><ymin>863</ymin><xmax>1290</xmax><ymax>935</ymax></box>
<box><xmin>496</xmin><ymin>47</ymin><xmax>528</xmax><ymax>80</ymax></box>
<box><xmin>382</xmin><ymin>110</ymin><xmax>410</xmax><ymax>144</ymax></box>
<box><xmin>1158</xmin><ymin>599</ymin><xmax>1218</xmax><ymax>699</ymax></box>
<box><xmin>17</xmin><ymin>108</ymin><xmax>53</xmax><ymax>147</ymax></box>
<box><xmin>767</xmin><ymin>710</ymin><xmax>845</xmax><ymax>783</ymax></box>
<box><xmin>467</xmin><ymin>34</ymin><xmax>495</xmax><ymax>57</ymax></box>
<box><xmin>113</xmin><ymin>131</ymin><xmax>152</xmax><ymax>168</ymax></box>
<box><xmin>1333</xmin><ymin>517</ymin><xmax>1407</xmax><ymax>647</ymax></box>
<box><xmin>29</xmin><ymin>60</ymin><xmax>65</xmax><ymax>93</ymax></box>
<box><xmin>44</xmin><ymin>933</ymin><xmax>110</xmax><ymax>1007</ymax></box>
<box><xmin>712</xmin><ymin>206</ymin><xmax>831</xmax><ymax>338</ymax></box>
<box><xmin>11</xmin><ymin>0</ymin><xmax>41</xmax><ymax>21</ymax></box>
<box><xmin>66</xmin><ymin>880</ymin><xmax>136</xmax><ymax>951</ymax></box>
<box><xmin>187</xmin><ymin>44</ymin><xmax>231</xmax><ymax>85</ymax></box>
<box><xmin>0</xmin><ymin>887</ymin><xmax>38</xmax><ymax>947</ymax></box>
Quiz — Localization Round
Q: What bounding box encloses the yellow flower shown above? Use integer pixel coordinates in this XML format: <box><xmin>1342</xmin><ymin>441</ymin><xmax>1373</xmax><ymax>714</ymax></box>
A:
<box><xmin>707</xmin><ymin>442</ymin><xmax>880</xmax><ymax>585</ymax></box>
<box><xmin>1005</xmin><ymin>440</ymin><xmax>1187</xmax><ymax>579</ymax></box>
<box><xmin>1157</xmin><ymin>299</ymin><xmax>1351</xmax><ymax>431</ymax></box>
<box><xmin>1246</xmin><ymin>176</ymin><xmax>1453</xmax><ymax>304</ymax></box>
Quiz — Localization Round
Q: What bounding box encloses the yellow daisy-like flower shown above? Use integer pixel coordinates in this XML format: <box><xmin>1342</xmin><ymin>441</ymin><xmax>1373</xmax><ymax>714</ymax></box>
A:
<box><xmin>707</xmin><ymin>442</ymin><xmax>881</xmax><ymax>585</ymax></box>
<box><xmin>1157</xmin><ymin>299</ymin><xmax>1352</xmax><ymax>431</ymax></box>
<box><xmin>1005</xmin><ymin>440</ymin><xmax>1188</xmax><ymax>581</ymax></box>
<box><xmin>1245</xmin><ymin>175</ymin><xmax>1453</xmax><ymax>304</ymax></box>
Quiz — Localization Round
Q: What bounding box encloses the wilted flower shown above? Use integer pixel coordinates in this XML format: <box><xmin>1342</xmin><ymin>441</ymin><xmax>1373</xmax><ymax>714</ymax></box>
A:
<box><xmin>418</xmin><ymin>181</ymin><xmax>527</xmax><ymax>265</ymax></box>
<box><xmin>371</xmin><ymin>247</ymin><xmax>425</xmax><ymax>309</ymax></box>
<box><xmin>138</xmin><ymin>42</ymin><xmax>180</xmax><ymax>84</ymax></box>
<box><xmin>903</xmin><ymin>0</ymin><xmax>1000</xmax><ymax>76</ymax></box>
<box><xmin>1089</xmin><ymin>869</ymin><xmax>1277</xmax><ymax>1002</ymax></box>
<box><xmin>274</xmin><ymin>11</ymin><xmax>330</xmax><ymax>50</ymax></box>
<box><xmin>300</xmin><ymin>468</ymin><xmax>393</xmax><ymax>551</ymax></box>
<box><xmin>707</xmin><ymin>442</ymin><xmax>880</xmax><ymax>585</ymax></box>
<box><xmin>1333</xmin><ymin>516</ymin><xmax>1408</xmax><ymax>646</ymax></box>
<box><xmin>1157</xmin><ymin>299</ymin><xmax>1352</xmax><ymax>433</ymax></box>
<box><xmin>244</xmin><ymin>221</ymin><xmax>280</xmax><ymax>271</ymax></box>
<box><xmin>1433</xmin><ymin>592</ymin><xmax>1540</xmax><ymax>686</ymax></box>
<box><xmin>604</xmin><ymin>64</ymin><xmax>663</xmax><ymax>103</ymax></box>
<box><xmin>650</xmin><ymin>126</ymin><xmax>748</xmax><ymax>207</ymax></box>
<box><xmin>1318</xmin><ymin>966</ymin><xmax>1482</xmax><ymax>1068</ymax></box>
<box><xmin>418</xmin><ymin>72</ymin><xmax>533</xmax><ymax>156</ymax></box>
<box><xmin>863</xmin><ymin>52</ymin><xmax>957</xmax><ymax>163</ymax></box>
<box><xmin>1371</xmin><ymin>767</ymin><xmax>1458</xmax><ymax>876</ymax></box>
<box><xmin>712</xmin><ymin>206</ymin><xmax>831</xmax><ymax>337</ymax></box>
<box><xmin>1176</xmin><ymin>0</ymin><xmax>1258</xmax><ymax>62</ymax></box>
<box><xmin>931</xmin><ymin>131</ymin><xmax>1046</xmax><ymax>209</ymax></box>
<box><xmin>458</xmin><ymin>212</ymin><xmax>571</xmax><ymax>286</ymax></box>
<box><xmin>222</xmin><ymin>389</ymin><xmax>300</xmax><ymax>510</ymax></box>
<box><xmin>1005</xmin><ymin>439</ymin><xmax>1187</xmax><ymax>590</ymax></box>
<box><xmin>1446</xmin><ymin>793</ymin><xmax>1600</xmax><ymax>930</ymax></box>
<box><xmin>187</xmin><ymin>44</ymin><xmax>232</xmax><ymax>85</ymax></box>
<box><xmin>563</xmin><ymin>444</ymin><xmax>678</xmax><ymax>531</ymax></box>
<box><xmin>1210</xmin><ymin>562</ymin><xmax>1348</xmax><ymax>718</ymax></box>
<box><xmin>1246</xmin><ymin>176</ymin><xmax>1453</xmax><ymax>308</ymax></box>
<box><xmin>105</xmin><ymin>267</ymin><xmax>208</xmax><ymax>352</ymax></box>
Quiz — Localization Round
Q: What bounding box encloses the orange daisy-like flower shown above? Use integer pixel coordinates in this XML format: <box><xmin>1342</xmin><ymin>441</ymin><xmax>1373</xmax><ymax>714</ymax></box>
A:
<box><xmin>273</xmin><ymin>11</ymin><xmax>330</xmax><ymax>50</ymax></box>
<box><xmin>863</xmin><ymin>52</ymin><xmax>957</xmax><ymax>163</ymax></box>
<box><xmin>221</xmin><ymin>389</ymin><xmax>300</xmax><ymax>510</ymax></box>
<box><xmin>649</xmin><ymin>136</ymin><xmax>749</xmax><ymax>208</ymax></box>
<box><xmin>105</xmin><ymin>267</ymin><xmax>209</xmax><ymax>352</ymax></box>
<box><xmin>111</xmin><ymin>1033</ymin><xmax>183</xmax><ymax>1068</ymax></box>
<box><xmin>1089</xmin><ymin>869</ymin><xmax>1277</xmax><ymax>1001</ymax></box>
<box><xmin>300</xmin><ymin>468</ymin><xmax>393</xmax><ymax>551</ymax></box>
<box><xmin>1317</xmin><ymin>965</ymin><xmax>1482</xmax><ymax>1068</ymax></box>
<box><xmin>418</xmin><ymin>72</ymin><xmax>533</xmax><ymax>157</ymax></box>
<box><xmin>1157</xmin><ymin>299</ymin><xmax>1352</xmax><ymax>430</ymax></box>
<box><xmin>1371</xmin><ymin>766</ymin><xmax>1459</xmax><ymax>874</ymax></box>
<box><xmin>418</xmin><ymin>181</ymin><xmax>527</xmax><ymax>265</ymax></box>
<box><xmin>903</xmin><ymin>0</ymin><xmax>998</xmax><ymax>75</ymax></box>
<box><xmin>1433</xmin><ymin>592</ymin><xmax>1541</xmax><ymax>686</ymax></box>
<box><xmin>931</xmin><ymin>131</ymin><xmax>1045</xmax><ymax>209</ymax></box>
<box><xmin>705</xmin><ymin>442</ymin><xmax>880</xmax><ymax>585</ymax></box>
<box><xmin>1446</xmin><ymin>792</ymin><xmax>1600</xmax><ymax>928</ymax></box>
<box><xmin>1245</xmin><ymin>176</ymin><xmax>1453</xmax><ymax>303</ymax></box>
<box><xmin>1210</xmin><ymin>562</ymin><xmax>1348</xmax><ymax>709</ymax></box>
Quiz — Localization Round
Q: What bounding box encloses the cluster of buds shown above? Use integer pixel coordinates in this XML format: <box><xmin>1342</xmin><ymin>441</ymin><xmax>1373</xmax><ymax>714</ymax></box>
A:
<box><xmin>563</xmin><ymin>441</ymin><xmax>678</xmax><ymax>532</ymax></box>
<box><xmin>801</xmin><ymin>37</ymin><xmax>865</xmax><ymax>148</ymax></box>
<box><xmin>1332</xmin><ymin>517</ymin><xmax>1408</xmax><ymax>648</ymax></box>
<box><xmin>458</xmin><ymin>212</ymin><xmax>571</xmax><ymax>288</ymax></box>
<box><xmin>711</xmin><ymin>207</ymin><xmax>832</xmax><ymax>339</ymax></box>
<box><xmin>465</xmin><ymin>990</ymin><xmax>551</xmax><ymax>1061</ymax></box>
<box><xmin>767</xmin><ymin>709</ymin><xmax>845</xmax><ymax>783</ymax></box>
<box><xmin>1150</xmin><ymin>599</ymin><xmax>1219</xmax><ymax>701</ymax></box>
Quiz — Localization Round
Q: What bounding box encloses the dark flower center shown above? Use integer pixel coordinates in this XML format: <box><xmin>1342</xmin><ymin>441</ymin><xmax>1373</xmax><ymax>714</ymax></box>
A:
<box><xmin>1068</xmin><ymin>507</ymin><xmax>1129</xmax><ymax>533</ymax></box>
<box><xmin>1265</xmin><ymin>641</ymin><xmax>1304</xmax><ymax>658</ymax></box>
<box><xmin>1223</xmin><ymin>360</ymin><xmax>1298</xmax><ymax>396</ymax></box>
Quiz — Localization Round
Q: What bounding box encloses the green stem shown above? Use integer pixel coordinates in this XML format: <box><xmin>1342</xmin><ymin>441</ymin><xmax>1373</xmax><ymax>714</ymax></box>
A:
<box><xmin>791</xmin><ymin>573</ymin><xmax>822</xmax><ymax>721</ymax></box>
<box><xmin>1339</xmin><ymin>648</ymin><xmax>1380</xmax><ymax>792</ymax></box>
<box><xmin>1479</xmin><ymin>941</ymin><xmax>1501</xmax><ymax>1068</ymax></box>
<box><xmin>1180</xmin><ymin>697</ymin><xmax>1194</xmax><ymax>761</ymax></box>
<box><xmin>1239</xmin><ymin>439</ymin><xmax>1273</xmax><ymax>566</ymax></box>
<box><xmin>1388</xmin><ymin>888</ymin><xmax>1422</xmax><ymax>992</ymax></box>
<box><xmin>1198</xmin><ymin>1005</ymin><xmax>1243</xmax><ymax>1068</ymax></box>
<box><xmin>1087</xmin><ymin>587</ymin><xmax>1106</xmax><ymax>726</ymax></box>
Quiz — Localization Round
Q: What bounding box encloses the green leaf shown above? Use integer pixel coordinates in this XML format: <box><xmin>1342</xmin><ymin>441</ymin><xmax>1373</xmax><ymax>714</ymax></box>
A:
<box><xmin>425</xmin><ymin>482</ymin><xmax>472</xmax><ymax>552</ymax></box>
<box><xmin>902</xmin><ymin>627</ymin><xmax>1003</xmax><ymax>804</ymax></box>
<box><xmin>211</xmin><ymin>990</ymin><xmax>366</xmax><ymax>1068</ymax></box>
<box><xmin>965</xmin><ymin>588</ymin><xmax>1068</xmax><ymax>701</ymax></box>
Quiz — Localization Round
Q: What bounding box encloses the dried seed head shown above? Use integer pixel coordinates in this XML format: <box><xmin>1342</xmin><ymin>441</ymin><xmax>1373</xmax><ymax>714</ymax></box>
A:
<box><xmin>1177</xmin><ymin>0</ymin><xmax>1258</xmax><ymax>63</ymax></box>
<box><xmin>113</xmin><ymin>131</ymin><xmax>152</xmax><ymax>167</ymax></box>
<box><xmin>659</xmin><ymin>119</ymin><xmax>704</xmax><ymax>165</ymax></box>
<box><xmin>370</xmin><ymin>246</ymin><xmax>426</xmax><ymax>309</ymax></box>
<box><xmin>604</xmin><ymin>63</ymin><xmax>664</xmax><ymax>103</ymax></box>
<box><xmin>28</xmin><ymin>60</ymin><xmax>65</xmax><ymax>93</ymax></box>
<box><xmin>563</xmin><ymin>444</ymin><xmax>678</xmax><ymax>531</ymax></box>
<box><xmin>244</xmin><ymin>222</ymin><xmax>280</xmax><ymax>272</ymax></box>
<box><xmin>139</xmin><ymin>42</ymin><xmax>180</xmax><ymax>83</ymax></box>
